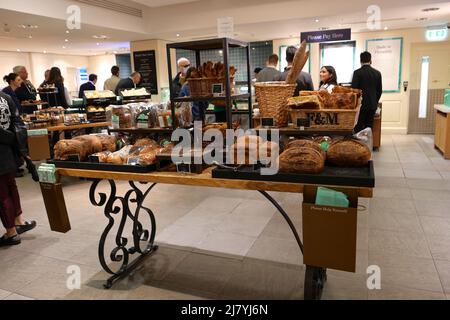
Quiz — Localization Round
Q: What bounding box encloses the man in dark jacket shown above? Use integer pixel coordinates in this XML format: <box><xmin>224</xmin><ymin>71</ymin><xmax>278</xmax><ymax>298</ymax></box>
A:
<box><xmin>79</xmin><ymin>74</ymin><xmax>97</xmax><ymax>98</ymax></box>
<box><xmin>352</xmin><ymin>51</ymin><xmax>383</xmax><ymax>133</ymax></box>
<box><xmin>0</xmin><ymin>92</ymin><xmax>36</xmax><ymax>246</ymax></box>
<box><xmin>13</xmin><ymin>66</ymin><xmax>37</xmax><ymax>102</ymax></box>
<box><xmin>276</xmin><ymin>46</ymin><xmax>314</xmax><ymax>95</ymax></box>
<box><xmin>115</xmin><ymin>72</ymin><xmax>141</xmax><ymax>96</ymax></box>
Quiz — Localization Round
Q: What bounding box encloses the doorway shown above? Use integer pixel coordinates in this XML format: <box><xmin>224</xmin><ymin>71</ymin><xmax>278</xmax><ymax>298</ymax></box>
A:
<box><xmin>408</xmin><ymin>42</ymin><xmax>450</xmax><ymax>133</ymax></box>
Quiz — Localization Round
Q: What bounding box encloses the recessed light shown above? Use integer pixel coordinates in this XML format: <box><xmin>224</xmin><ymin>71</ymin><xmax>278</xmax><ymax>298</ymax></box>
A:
<box><xmin>62</xmin><ymin>46</ymin><xmax>66</xmax><ymax>49</ymax></box>
<box><xmin>28</xmin><ymin>35</ymin><xmax>32</xmax><ymax>39</ymax></box>
<box><xmin>384</xmin><ymin>26</ymin><xmax>389</xmax><ymax>30</ymax></box>
<box><xmin>422</xmin><ymin>7</ymin><xmax>439</xmax><ymax>12</ymax></box>
<box><xmin>65</xmin><ymin>39</ymin><xmax>69</xmax><ymax>42</ymax></box>
<box><xmin>92</xmin><ymin>35</ymin><xmax>109</xmax><ymax>39</ymax></box>
<box><xmin>315</xmin><ymin>19</ymin><xmax>320</xmax><ymax>23</ymax></box>
<box><xmin>43</xmin><ymin>51</ymin><xmax>47</xmax><ymax>54</ymax></box>
<box><xmin>96</xmin><ymin>43</ymin><xmax>100</xmax><ymax>46</ymax></box>
<box><xmin>176</xmin><ymin>34</ymin><xmax>180</xmax><ymax>37</ymax></box>
<box><xmin>16</xmin><ymin>49</ymin><xmax>21</xmax><ymax>52</ymax></box>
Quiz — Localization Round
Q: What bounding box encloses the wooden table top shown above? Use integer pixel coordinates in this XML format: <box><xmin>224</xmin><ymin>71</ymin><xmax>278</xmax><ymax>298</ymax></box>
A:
<box><xmin>47</xmin><ymin>122</ymin><xmax>110</xmax><ymax>132</ymax></box>
<box><xmin>56</xmin><ymin>167</ymin><xmax>373</xmax><ymax>198</ymax></box>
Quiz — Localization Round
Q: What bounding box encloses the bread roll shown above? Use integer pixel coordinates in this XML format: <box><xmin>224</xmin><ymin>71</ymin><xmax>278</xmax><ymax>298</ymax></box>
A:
<box><xmin>278</xmin><ymin>147</ymin><xmax>325</xmax><ymax>174</ymax></box>
<box><xmin>54</xmin><ymin>140</ymin><xmax>87</xmax><ymax>161</ymax></box>
<box><xmin>327</xmin><ymin>139</ymin><xmax>371</xmax><ymax>167</ymax></box>
<box><xmin>286</xmin><ymin>139</ymin><xmax>326</xmax><ymax>159</ymax></box>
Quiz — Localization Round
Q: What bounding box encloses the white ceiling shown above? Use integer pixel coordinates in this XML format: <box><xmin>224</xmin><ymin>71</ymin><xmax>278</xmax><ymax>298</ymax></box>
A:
<box><xmin>130</xmin><ymin>0</ymin><xmax>200</xmax><ymax>8</ymax></box>
<box><xmin>0</xmin><ymin>0</ymin><xmax>448</xmax><ymax>56</ymax></box>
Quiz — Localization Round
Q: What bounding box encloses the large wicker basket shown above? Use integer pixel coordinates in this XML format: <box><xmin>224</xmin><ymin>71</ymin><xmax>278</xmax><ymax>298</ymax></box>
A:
<box><xmin>188</xmin><ymin>77</ymin><xmax>235</xmax><ymax>98</ymax></box>
<box><xmin>289</xmin><ymin>107</ymin><xmax>361</xmax><ymax>130</ymax></box>
<box><xmin>254</xmin><ymin>82</ymin><xmax>296</xmax><ymax>127</ymax></box>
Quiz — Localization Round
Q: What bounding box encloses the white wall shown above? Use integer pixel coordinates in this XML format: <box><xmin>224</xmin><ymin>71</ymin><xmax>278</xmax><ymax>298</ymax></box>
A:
<box><xmin>87</xmin><ymin>54</ymin><xmax>117</xmax><ymax>91</ymax></box>
<box><xmin>273</xmin><ymin>27</ymin><xmax>450</xmax><ymax>134</ymax></box>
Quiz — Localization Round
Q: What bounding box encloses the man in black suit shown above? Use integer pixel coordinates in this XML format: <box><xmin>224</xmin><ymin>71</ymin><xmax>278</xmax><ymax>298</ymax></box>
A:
<box><xmin>352</xmin><ymin>51</ymin><xmax>383</xmax><ymax>133</ymax></box>
<box><xmin>115</xmin><ymin>72</ymin><xmax>141</xmax><ymax>96</ymax></box>
<box><xmin>79</xmin><ymin>74</ymin><xmax>97</xmax><ymax>98</ymax></box>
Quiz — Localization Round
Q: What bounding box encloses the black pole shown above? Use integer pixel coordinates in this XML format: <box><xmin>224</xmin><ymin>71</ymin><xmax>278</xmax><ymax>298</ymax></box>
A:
<box><xmin>223</xmin><ymin>38</ymin><xmax>232</xmax><ymax>130</ymax></box>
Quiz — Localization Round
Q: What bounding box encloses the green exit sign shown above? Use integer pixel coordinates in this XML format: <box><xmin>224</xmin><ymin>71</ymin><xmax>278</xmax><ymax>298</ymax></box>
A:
<box><xmin>426</xmin><ymin>28</ymin><xmax>448</xmax><ymax>41</ymax></box>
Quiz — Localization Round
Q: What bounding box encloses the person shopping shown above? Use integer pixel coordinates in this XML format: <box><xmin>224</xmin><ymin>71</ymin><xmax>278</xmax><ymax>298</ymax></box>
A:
<box><xmin>3</xmin><ymin>73</ymin><xmax>23</xmax><ymax>114</ymax></box>
<box><xmin>180</xmin><ymin>67</ymin><xmax>209</xmax><ymax>122</ymax></box>
<box><xmin>0</xmin><ymin>91</ymin><xmax>37</xmax><ymax>246</ymax></box>
<box><xmin>319</xmin><ymin>66</ymin><xmax>338</xmax><ymax>93</ymax></box>
<box><xmin>47</xmin><ymin>67</ymin><xmax>70</xmax><ymax>109</ymax></box>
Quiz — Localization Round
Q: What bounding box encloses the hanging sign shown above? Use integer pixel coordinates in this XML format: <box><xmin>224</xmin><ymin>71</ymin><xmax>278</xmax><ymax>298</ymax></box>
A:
<box><xmin>301</xmin><ymin>28</ymin><xmax>351</xmax><ymax>43</ymax></box>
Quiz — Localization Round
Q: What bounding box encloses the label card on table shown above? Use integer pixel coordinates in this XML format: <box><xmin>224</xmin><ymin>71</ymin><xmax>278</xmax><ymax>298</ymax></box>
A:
<box><xmin>261</xmin><ymin>118</ymin><xmax>274</xmax><ymax>127</ymax></box>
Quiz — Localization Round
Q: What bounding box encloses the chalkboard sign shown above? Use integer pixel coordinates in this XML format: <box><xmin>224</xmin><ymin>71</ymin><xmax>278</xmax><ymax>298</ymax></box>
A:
<box><xmin>133</xmin><ymin>50</ymin><xmax>158</xmax><ymax>95</ymax></box>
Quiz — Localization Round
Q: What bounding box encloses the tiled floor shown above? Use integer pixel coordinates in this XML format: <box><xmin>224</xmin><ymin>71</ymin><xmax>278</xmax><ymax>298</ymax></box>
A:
<box><xmin>1</xmin><ymin>134</ymin><xmax>450</xmax><ymax>300</ymax></box>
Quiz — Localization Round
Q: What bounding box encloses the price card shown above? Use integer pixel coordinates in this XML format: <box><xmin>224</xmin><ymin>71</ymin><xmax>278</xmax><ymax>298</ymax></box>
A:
<box><xmin>67</xmin><ymin>154</ymin><xmax>80</xmax><ymax>162</ymax></box>
<box><xmin>261</xmin><ymin>118</ymin><xmax>274</xmax><ymax>127</ymax></box>
<box><xmin>127</xmin><ymin>157</ymin><xmax>140</xmax><ymax>166</ymax></box>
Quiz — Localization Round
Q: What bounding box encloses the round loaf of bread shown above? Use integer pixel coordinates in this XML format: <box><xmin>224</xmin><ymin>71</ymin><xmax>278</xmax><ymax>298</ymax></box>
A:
<box><xmin>286</xmin><ymin>139</ymin><xmax>326</xmax><ymax>159</ymax></box>
<box><xmin>278</xmin><ymin>147</ymin><xmax>325</xmax><ymax>174</ymax></box>
<box><xmin>327</xmin><ymin>139</ymin><xmax>371</xmax><ymax>167</ymax></box>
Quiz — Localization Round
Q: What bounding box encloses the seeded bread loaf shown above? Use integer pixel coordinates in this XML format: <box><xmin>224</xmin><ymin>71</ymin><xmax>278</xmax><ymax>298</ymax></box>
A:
<box><xmin>54</xmin><ymin>140</ymin><xmax>87</xmax><ymax>161</ymax></box>
<box><xmin>327</xmin><ymin>139</ymin><xmax>371</xmax><ymax>167</ymax></box>
<box><xmin>278</xmin><ymin>147</ymin><xmax>325</xmax><ymax>174</ymax></box>
<box><xmin>286</xmin><ymin>139</ymin><xmax>326</xmax><ymax>159</ymax></box>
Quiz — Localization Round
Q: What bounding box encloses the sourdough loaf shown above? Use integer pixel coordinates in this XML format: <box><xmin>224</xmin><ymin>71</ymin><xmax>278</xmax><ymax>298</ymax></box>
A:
<box><xmin>278</xmin><ymin>147</ymin><xmax>325</xmax><ymax>174</ymax></box>
<box><xmin>327</xmin><ymin>139</ymin><xmax>371</xmax><ymax>167</ymax></box>
<box><xmin>54</xmin><ymin>140</ymin><xmax>87</xmax><ymax>161</ymax></box>
<box><xmin>286</xmin><ymin>139</ymin><xmax>326</xmax><ymax>159</ymax></box>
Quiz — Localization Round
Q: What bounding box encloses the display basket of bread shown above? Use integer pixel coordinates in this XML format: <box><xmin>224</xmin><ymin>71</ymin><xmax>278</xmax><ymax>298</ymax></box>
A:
<box><xmin>186</xmin><ymin>61</ymin><xmax>237</xmax><ymax>98</ymax></box>
<box><xmin>288</xmin><ymin>86</ymin><xmax>362</xmax><ymax>130</ymax></box>
<box><xmin>255</xmin><ymin>41</ymin><xmax>309</xmax><ymax>127</ymax></box>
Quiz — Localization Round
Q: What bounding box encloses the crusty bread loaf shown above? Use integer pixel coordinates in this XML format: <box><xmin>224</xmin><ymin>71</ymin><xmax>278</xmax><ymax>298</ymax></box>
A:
<box><xmin>278</xmin><ymin>147</ymin><xmax>325</xmax><ymax>174</ymax></box>
<box><xmin>288</xmin><ymin>95</ymin><xmax>323</xmax><ymax>109</ymax></box>
<box><xmin>96</xmin><ymin>134</ymin><xmax>116</xmax><ymax>152</ymax></box>
<box><xmin>73</xmin><ymin>135</ymin><xmax>103</xmax><ymax>156</ymax></box>
<box><xmin>327</xmin><ymin>139</ymin><xmax>371</xmax><ymax>167</ymax></box>
<box><xmin>286</xmin><ymin>139</ymin><xmax>326</xmax><ymax>159</ymax></box>
<box><xmin>332</xmin><ymin>85</ymin><xmax>362</xmax><ymax>97</ymax></box>
<box><xmin>332</xmin><ymin>93</ymin><xmax>358</xmax><ymax>110</ymax></box>
<box><xmin>54</xmin><ymin>140</ymin><xmax>87</xmax><ymax>161</ymax></box>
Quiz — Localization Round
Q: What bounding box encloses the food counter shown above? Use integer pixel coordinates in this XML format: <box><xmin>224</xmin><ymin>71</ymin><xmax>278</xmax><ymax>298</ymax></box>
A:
<box><xmin>434</xmin><ymin>104</ymin><xmax>450</xmax><ymax>159</ymax></box>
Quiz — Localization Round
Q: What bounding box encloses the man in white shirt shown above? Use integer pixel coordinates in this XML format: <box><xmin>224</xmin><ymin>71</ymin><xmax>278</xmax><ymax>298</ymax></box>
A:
<box><xmin>104</xmin><ymin>66</ymin><xmax>120</xmax><ymax>92</ymax></box>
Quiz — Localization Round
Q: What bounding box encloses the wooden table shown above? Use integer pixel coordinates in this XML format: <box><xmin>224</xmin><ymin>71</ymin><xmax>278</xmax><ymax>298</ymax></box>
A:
<box><xmin>52</xmin><ymin>166</ymin><xmax>374</xmax><ymax>300</ymax></box>
<box><xmin>434</xmin><ymin>104</ymin><xmax>450</xmax><ymax>159</ymax></box>
<box><xmin>47</xmin><ymin>122</ymin><xmax>110</xmax><ymax>132</ymax></box>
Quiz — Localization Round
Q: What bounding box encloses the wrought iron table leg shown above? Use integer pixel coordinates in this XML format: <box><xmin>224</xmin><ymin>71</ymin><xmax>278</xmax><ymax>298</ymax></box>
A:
<box><xmin>89</xmin><ymin>179</ymin><xmax>159</xmax><ymax>289</ymax></box>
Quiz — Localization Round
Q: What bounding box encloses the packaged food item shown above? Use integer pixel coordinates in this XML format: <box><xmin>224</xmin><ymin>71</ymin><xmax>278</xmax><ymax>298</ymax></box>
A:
<box><xmin>106</xmin><ymin>105</ymin><xmax>133</xmax><ymax>129</ymax></box>
<box><xmin>175</xmin><ymin>102</ymin><xmax>193</xmax><ymax>128</ymax></box>
<box><xmin>72</xmin><ymin>135</ymin><xmax>103</xmax><ymax>156</ymax></box>
<box><xmin>106</xmin><ymin>146</ymin><xmax>133</xmax><ymax>165</ymax></box>
<box><xmin>278</xmin><ymin>147</ymin><xmax>325</xmax><ymax>174</ymax></box>
<box><xmin>54</xmin><ymin>140</ymin><xmax>87</xmax><ymax>161</ymax></box>
<box><xmin>120</xmin><ymin>88</ymin><xmax>149</xmax><ymax>97</ymax></box>
<box><xmin>157</xmin><ymin>110</ymin><xmax>172</xmax><ymax>128</ymax></box>
<box><xmin>327</xmin><ymin>139</ymin><xmax>372</xmax><ymax>167</ymax></box>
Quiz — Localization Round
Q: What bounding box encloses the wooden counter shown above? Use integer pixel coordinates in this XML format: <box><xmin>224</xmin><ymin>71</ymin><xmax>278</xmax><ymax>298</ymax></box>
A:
<box><xmin>434</xmin><ymin>104</ymin><xmax>450</xmax><ymax>159</ymax></box>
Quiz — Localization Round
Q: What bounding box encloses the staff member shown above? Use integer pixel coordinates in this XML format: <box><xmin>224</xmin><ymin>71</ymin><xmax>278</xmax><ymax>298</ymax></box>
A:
<box><xmin>319</xmin><ymin>66</ymin><xmax>338</xmax><ymax>93</ymax></box>
<box><xmin>13</xmin><ymin>66</ymin><xmax>37</xmax><ymax>102</ymax></box>
<box><xmin>47</xmin><ymin>67</ymin><xmax>69</xmax><ymax>109</ymax></box>
<box><xmin>39</xmin><ymin>69</ymin><xmax>51</xmax><ymax>88</ymax></box>
<box><xmin>79</xmin><ymin>74</ymin><xmax>97</xmax><ymax>98</ymax></box>
<box><xmin>352</xmin><ymin>51</ymin><xmax>383</xmax><ymax>132</ymax></box>
<box><xmin>115</xmin><ymin>72</ymin><xmax>141</xmax><ymax>96</ymax></box>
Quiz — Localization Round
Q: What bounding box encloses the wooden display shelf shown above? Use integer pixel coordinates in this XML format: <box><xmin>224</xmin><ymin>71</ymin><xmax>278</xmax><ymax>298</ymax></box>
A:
<box><xmin>255</xmin><ymin>126</ymin><xmax>354</xmax><ymax>137</ymax></box>
<box><xmin>434</xmin><ymin>104</ymin><xmax>450</xmax><ymax>159</ymax></box>
<box><xmin>47</xmin><ymin>122</ymin><xmax>110</xmax><ymax>132</ymax></box>
<box><xmin>108</xmin><ymin>127</ymin><xmax>174</xmax><ymax>134</ymax></box>
<box><xmin>56</xmin><ymin>167</ymin><xmax>373</xmax><ymax>198</ymax></box>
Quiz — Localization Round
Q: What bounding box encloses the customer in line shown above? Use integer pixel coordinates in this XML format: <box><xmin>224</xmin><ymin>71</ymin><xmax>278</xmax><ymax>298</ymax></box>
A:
<box><xmin>180</xmin><ymin>67</ymin><xmax>209</xmax><ymax>122</ymax></box>
<box><xmin>104</xmin><ymin>66</ymin><xmax>120</xmax><ymax>92</ymax></box>
<box><xmin>352</xmin><ymin>51</ymin><xmax>383</xmax><ymax>132</ymax></box>
<box><xmin>256</xmin><ymin>54</ymin><xmax>282</xmax><ymax>82</ymax></box>
<box><xmin>252</xmin><ymin>67</ymin><xmax>262</xmax><ymax>83</ymax></box>
<box><xmin>79</xmin><ymin>74</ymin><xmax>97</xmax><ymax>98</ymax></box>
<box><xmin>47</xmin><ymin>67</ymin><xmax>69</xmax><ymax>109</ymax></box>
<box><xmin>172</xmin><ymin>58</ymin><xmax>191</xmax><ymax>97</ymax></box>
<box><xmin>13</xmin><ymin>66</ymin><xmax>37</xmax><ymax>102</ymax></box>
<box><xmin>115</xmin><ymin>72</ymin><xmax>141</xmax><ymax>96</ymax></box>
<box><xmin>319</xmin><ymin>66</ymin><xmax>338</xmax><ymax>93</ymax></box>
<box><xmin>0</xmin><ymin>91</ymin><xmax>37</xmax><ymax>246</ymax></box>
<box><xmin>2</xmin><ymin>73</ymin><xmax>23</xmax><ymax>114</ymax></box>
<box><xmin>39</xmin><ymin>69</ymin><xmax>51</xmax><ymax>88</ymax></box>
<box><xmin>276</xmin><ymin>46</ymin><xmax>314</xmax><ymax>95</ymax></box>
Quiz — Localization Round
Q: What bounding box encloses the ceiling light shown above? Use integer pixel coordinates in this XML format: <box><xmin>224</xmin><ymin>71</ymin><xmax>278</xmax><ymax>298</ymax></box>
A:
<box><xmin>28</xmin><ymin>35</ymin><xmax>32</xmax><ymax>39</ymax></box>
<box><xmin>422</xmin><ymin>7</ymin><xmax>439</xmax><ymax>12</ymax></box>
<box><xmin>384</xmin><ymin>26</ymin><xmax>389</xmax><ymax>30</ymax></box>
<box><xmin>93</xmin><ymin>35</ymin><xmax>109</xmax><ymax>39</ymax></box>
<box><xmin>96</xmin><ymin>43</ymin><xmax>100</xmax><ymax>46</ymax></box>
<box><xmin>65</xmin><ymin>39</ymin><xmax>69</xmax><ymax>42</ymax></box>
<box><xmin>16</xmin><ymin>49</ymin><xmax>21</xmax><ymax>52</ymax></box>
<box><xmin>43</xmin><ymin>51</ymin><xmax>47</xmax><ymax>54</ymax></box>
<box><xmin>113</xmin><ymin>51</ymin><xmax>118</xmax><ymax>54</ymax></box>
<box><xmin>319</xmin><ymin>27</ymin><xmax>330</xmax><ymax>31</ymax></box>
<box><xmin>66</xmin><ymin>30</ymin><xmax>70</xmax><ymax>34</ymax></box>
<box><xmin>62</xmin><ymin>46</ymin><xmax>66</xmax><ymax>49</ymax></box>
<box><xmin>176</xmin><ymin>34</ymin><xmax>180</xmax><ymax>37</ymax></box>
<box><xmin>315</xmin><ymin>19</ymin><xmax>320</xmax><ymax>23</ymax></box>
<box><xmin>19</xmin><ymin>24</ymin><xmax>38</xmax><ymax>29</ymax></box>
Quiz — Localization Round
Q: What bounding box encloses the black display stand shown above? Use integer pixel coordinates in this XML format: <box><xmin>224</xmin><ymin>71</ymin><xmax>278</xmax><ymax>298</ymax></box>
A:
<box><xmin>166</xmin><ymin>38</ymin><xmax>253</xmax><ymax>129</ymax></box>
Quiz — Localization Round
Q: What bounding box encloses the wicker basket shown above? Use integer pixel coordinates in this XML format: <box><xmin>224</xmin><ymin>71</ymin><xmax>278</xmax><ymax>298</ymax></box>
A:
<box><xmin>188</xmin><ymin>77</ymin><xmax>235</xmax><ymax>98</ymax></box>
<box><xmin>254</xmin><ymin>82</ymin><xmax>296</xmax><ymax>127</ymax></box>
<box><xmin>289</xmin><ymin>107</ymin><xmax>360</xmax><ymax>130</ymax></box>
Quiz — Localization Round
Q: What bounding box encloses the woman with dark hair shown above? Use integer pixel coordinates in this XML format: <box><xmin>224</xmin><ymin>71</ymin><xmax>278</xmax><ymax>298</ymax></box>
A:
<box><xmin>2</xmin><ymin>73</ymin><xmax>23</xmax><ymax>114</ymax></box>
<box><xmin>47</xmin><ymin>67</ymin><xmax>69</xmax><ymax>109</ymax></box>
<box><xmin>0</xmin><ymin>91</ymin><xmax>37</xmax><ymax>246</ymax></box>
<box><xmin>319</xmin><ymin>66</ymin><xmax>338</xmax><ymax>93</ymax></box>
